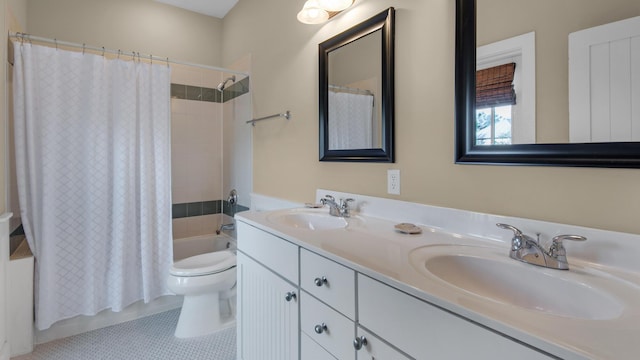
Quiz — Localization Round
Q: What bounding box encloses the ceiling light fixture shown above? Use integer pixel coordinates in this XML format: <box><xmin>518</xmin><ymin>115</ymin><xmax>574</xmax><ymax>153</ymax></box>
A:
<box><xmin>318</xmin><ymin>0</ymin><xmax>353</xmax><ymax>12</ymax></box>
<box><xmin>297</xmin><ymin>0</ymin><xmax>354</xmax><ymax>24</ymax></box>
<box><xmin>297</xmin><ymin>0</ymin><xmax>329</xmax><ymax>24</ymax></box>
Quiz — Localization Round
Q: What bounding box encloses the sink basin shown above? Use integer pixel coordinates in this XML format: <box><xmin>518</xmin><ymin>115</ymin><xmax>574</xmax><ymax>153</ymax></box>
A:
<box><xmin>266</xmin><ymin>209</ymin><xmax>362</xmax><ymax>231</ymax></box>
<box><xmin>409</xmin><ymin>245</ymin><xmax>626</xmax><ymax>320</ymax></box>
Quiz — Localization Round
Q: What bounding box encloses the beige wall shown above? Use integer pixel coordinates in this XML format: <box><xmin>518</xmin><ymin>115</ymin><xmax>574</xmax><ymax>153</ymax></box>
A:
<box><xmin>3</xmin><ymin>0</ymin><xmax>28</xmax><ymax>222</ymax></box>
<box><xmin>0</xmin><ymin>1</ymin><xmax>8</xmax><ymax>218</ymax></box>
<box><xmin>223</xmin><ymin>0</ymin><xmax>640</xmax><ymax>235</ymax></box>
<box><xmin>9</xmin><ymin>0</ymin><xmax>640</xmax><ymax>235</ymax></box>
<box><xmin>26</xmin><ymin>0</ymin><xmax>223</xmax><ymax>66</ymax></box>
<box><xmin>478</xmin><ymin>0</ymin><xmax>640</xmax><ymax>143</ymax></box>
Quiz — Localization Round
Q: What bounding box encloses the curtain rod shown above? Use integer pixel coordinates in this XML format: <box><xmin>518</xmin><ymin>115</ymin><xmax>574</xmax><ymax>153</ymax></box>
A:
<box><xmin>9</xmin><ymin>32</ymin><xmax>249</xmax><ymax>77</ymax></box>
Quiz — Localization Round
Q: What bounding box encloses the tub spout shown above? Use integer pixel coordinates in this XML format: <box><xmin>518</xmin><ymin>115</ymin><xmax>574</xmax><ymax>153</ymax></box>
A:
<box><xmin>216</xmin><ymin>223</ymin><xmax>235</xmax><ymax>235</ymax></box>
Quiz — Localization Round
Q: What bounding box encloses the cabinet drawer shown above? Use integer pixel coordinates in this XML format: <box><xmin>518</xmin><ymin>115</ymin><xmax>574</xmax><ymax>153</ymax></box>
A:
<box><xmin>301</xmin><ymin>332</ymin><xmax>338</xmax><ymax>360</ymax></box>
<box><xmin>300</xmin><ymin>249</ymin><xmax>355</xmax><ymax>318</ymax></box>
<box><xmin>358</xmin><ymin>275</ymin><xmax>551</xmax><ymax>359</ymax></box>
<box><xmin>301</xmin><ymin>292</ymin><xmax>354</xmax><ymax>360</ymax></box>
<box><xmin>356</xmin><ymin>327</ymin><xmax>410</xmax><ymax>360</ymax></box>
<box><xmin>237</xmin><ymin>222</ymin><xmax>298</xmax><ymax>283</ymax></box>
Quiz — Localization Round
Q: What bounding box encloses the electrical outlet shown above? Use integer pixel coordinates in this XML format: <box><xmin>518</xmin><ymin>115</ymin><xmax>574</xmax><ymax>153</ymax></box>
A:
<box><xmin>387</xmin><ymin>169</ymin><xmax>400</xmax><ymax>195</ymax></box>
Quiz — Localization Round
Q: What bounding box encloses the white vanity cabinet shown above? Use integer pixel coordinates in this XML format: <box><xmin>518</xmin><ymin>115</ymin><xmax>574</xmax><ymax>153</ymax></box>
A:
<box><xmin>237</xmin><ymin>223</ymin><xmax>299</xmax><ymax>360</ymax></box>
<box><xmin>237</xmin><ymin>219</ymin><xmax>553</xmax><ymax>360</ymax></box>
<box><xmin>358</xmin><ymin>275</ymin><xmax>551</xmax><ymax>359</ymax></box>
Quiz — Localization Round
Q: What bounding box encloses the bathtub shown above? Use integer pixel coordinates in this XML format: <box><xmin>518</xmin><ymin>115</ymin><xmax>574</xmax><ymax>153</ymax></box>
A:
<box><xmin>173</xmin><ymin>232</ymin><xmax>236</xmax><ymax>261</ymax></box>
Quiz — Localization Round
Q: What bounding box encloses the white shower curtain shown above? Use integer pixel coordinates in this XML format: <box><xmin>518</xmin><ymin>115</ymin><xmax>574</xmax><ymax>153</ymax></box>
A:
<box><xmin>328</xmin><ymin>91</ymin><xmax>374</xmax><ymax>150</ymax></box>
<box><xmin>12</xmin><ymin>42</ymin><xmax>173</xmax><ymax>330</ymax></box>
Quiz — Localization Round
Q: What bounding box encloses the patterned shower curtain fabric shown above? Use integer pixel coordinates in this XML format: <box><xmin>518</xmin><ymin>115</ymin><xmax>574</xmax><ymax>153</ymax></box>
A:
<box><xmin>328</xmin><ymin>91</ymin><xmax>374</xmax><ymax>150</ymax></box>
<box><xmin>12</xmin><ymin>42</ymin><xmax>174</xmax><ymax>330</ymax></box>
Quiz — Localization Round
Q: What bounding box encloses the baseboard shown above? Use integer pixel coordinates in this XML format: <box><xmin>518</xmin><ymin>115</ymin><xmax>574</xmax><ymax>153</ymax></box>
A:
<box><xmin>35</xmin><ymin>295</ymin><xmax>183</xmax><ymax>345</ymax></box>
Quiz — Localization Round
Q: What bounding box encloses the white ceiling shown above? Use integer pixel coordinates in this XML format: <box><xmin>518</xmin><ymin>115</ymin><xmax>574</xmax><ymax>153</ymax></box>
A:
<box><xmin>155</xmin><ymin>0</ymin><xmax>239</xmax><ymax>18</ymax></box>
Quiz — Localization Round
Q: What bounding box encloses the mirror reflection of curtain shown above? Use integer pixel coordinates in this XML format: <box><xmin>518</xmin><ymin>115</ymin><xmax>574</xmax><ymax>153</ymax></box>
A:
<box><xmin>328</xmin><ymin>91</ymin><xmax>374</xmax><ymax>149</ymax></box>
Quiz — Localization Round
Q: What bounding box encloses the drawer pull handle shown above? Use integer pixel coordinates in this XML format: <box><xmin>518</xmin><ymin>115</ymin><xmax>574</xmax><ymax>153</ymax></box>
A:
<box><xmin>284</xmin><ymin>291</ymin><xmax>297</xmax><ymax>302</ymax></box>
<box><xmin>353</xmin><ymin>336</ymin><xmax>368</xmax><ymax>350</ymax></box>
<box><xmin>314</xmin><ymin>276</ymin><xmax>328</xmax><ymax>287</ymax></box>
<box><xmin>314</xmin><ymin>323</ymin><xmax>328</xmax><ymax>334</ymax></box>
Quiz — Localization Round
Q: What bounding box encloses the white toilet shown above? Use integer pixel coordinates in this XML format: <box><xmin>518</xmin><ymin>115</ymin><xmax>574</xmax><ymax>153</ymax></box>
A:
<box><xmin>167</xmin><ymin>250</ymin><xmax>237</xmax><ymax>338</ymax></box>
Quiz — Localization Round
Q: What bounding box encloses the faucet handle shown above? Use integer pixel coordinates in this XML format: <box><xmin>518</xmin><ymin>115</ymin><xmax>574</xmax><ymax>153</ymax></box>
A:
<box><xmin>496</xmin><ymin>223</ymin><xmax>523</xmax><ymax>235</ymax></box>
<box><xmin>340</xmin><ymin>198</ymin><xmax>355</xmax><ymax>207</ymax></box>
<box><xmin>549</xmin><ymin>234</ymin><xmax>587</xmax><ymax>257</ymax></box>
<box><xmin>320</xmin><ymin>195</ymin><xmax>335</xmax><ymax>205</ymax></box>
<box><xmin>496</xmin><ymin>223</ymin><xmax>527</xmax><ymax>250</ymax></box>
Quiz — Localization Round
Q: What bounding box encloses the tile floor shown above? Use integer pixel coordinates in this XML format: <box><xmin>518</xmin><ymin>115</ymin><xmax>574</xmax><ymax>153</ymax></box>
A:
<box><xmin>11</xmin><ymin>309</ymin><xmax>236</xmax><ymax>360</ymax></box>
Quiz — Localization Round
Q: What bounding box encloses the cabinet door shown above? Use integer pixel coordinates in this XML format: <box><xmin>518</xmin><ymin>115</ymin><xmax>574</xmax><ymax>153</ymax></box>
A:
<box><xmin>237</xmin><ymin>253</ymin><xmax>299</xmax><ymax>360</ymax></box>
<box><xmin>355</xmin><ymin>328</ymin><xmax>410</xmax><ymax>360</ymax></box>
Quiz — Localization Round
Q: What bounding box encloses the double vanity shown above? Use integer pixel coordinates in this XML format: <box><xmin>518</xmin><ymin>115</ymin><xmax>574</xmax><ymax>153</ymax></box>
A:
<box><xmin>236</xmin><ymin>190</ymin><xmax>640</xmax><ymax>359</ymax></box>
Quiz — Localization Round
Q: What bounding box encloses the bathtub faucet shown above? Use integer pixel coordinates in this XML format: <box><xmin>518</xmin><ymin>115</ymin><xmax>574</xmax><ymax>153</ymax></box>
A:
<box><xmin>216</xmin><ymin>223</ymin><xmax>235</xmax><ymax>235</ymax></box>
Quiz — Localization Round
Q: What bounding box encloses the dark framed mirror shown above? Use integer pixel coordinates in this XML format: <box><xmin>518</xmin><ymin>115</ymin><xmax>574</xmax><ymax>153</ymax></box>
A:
<box><xmin>319</xmin><ymin>7</ymin><xmax>395</xmax><ymax>162</ymax></box>
<box><xmin>455</xmin><ymin>0</ymin><xmax>640</xmax><ymax>167</ymax></box>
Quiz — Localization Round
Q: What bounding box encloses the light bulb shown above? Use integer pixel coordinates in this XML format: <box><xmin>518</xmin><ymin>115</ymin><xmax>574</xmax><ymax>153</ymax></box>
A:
<box><xmin>297</xmin><ymin>0</ymin><xmax>329</xmax><ymax>24</ymax></box>
<box><xmin>318</xmin><ymin>0</ymin><xmax>353</xmax><ymax>12</ymax></box>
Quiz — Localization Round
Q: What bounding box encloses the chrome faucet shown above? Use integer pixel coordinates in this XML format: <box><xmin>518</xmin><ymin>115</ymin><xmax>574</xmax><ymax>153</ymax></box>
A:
<box><xmin>496</xmin><ymin>223</ymin><xmax>586</xmax><ymax>270</ymax></box>
<box><xmin>216</xmin><ymin>222</ymin><xmax>235</xmax><ymax>235</ymax></box>
<box><xmin>320</xmin><ymin>195</ymin><xmax>355</xmax><ymax>218</ymax></box>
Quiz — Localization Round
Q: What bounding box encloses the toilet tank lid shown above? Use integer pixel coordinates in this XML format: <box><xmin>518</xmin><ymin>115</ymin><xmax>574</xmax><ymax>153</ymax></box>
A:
<box><xmin>170</xmin><ymin>250</ymin><xmax>236</xmax><ymax>276</ymax></box>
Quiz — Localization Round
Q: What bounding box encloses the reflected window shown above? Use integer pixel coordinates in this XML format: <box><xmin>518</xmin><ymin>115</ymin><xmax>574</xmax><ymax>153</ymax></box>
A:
<box><xmin>476</xmin><ymin>105</ymin><xmax>512</xmax><ymax>145</ymax></box>
<box><xmin>475</xmin><ymin>62</ymin><xmax>516</xmax><ymax>145</ymax></box>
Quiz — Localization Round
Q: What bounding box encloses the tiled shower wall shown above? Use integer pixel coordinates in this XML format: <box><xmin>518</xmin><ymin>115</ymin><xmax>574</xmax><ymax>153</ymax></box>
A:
<box><xmin>170</xmin><ymin>64</ymin><xmax>224</xmax><ymax>240</ymax></box>
<box><xmin>169</xmin><ymin>64</ymin><xmax>251</xmax><ymax>240</ymax></box>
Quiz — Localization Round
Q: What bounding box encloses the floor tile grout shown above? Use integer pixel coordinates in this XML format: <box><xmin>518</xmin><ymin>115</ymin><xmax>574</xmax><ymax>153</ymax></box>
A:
<box><xmin>11</xmin><ymin>309</ymin><xmax>236</xmax><ymax>360</ymax></box>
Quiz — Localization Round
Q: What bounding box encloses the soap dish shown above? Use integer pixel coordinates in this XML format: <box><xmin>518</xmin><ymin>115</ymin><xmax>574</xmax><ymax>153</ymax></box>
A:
<box><xmin>394</xmin><ymin>223</ymin><xmax>422</xmax><ymax>234</ymax></box>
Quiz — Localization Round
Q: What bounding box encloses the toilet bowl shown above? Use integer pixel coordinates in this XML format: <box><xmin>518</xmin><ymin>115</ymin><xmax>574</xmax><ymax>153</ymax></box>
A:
<box><xmin>167</xmin><ymin>250</ymin><xmax>237</xmax><ymax>338</ymax></box>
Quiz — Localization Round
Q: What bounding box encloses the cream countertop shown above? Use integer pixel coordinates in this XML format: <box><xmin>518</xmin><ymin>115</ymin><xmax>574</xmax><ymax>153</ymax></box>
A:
<box><xmin>237</xmin><ymin>192</ymin><xmax>640</xmax><ymax>360</ymax></box>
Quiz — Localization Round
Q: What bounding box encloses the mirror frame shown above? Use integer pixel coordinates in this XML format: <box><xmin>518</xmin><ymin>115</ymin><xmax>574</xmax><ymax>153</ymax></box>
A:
<box><xmin>455</xmin><ymin>0</ymin><xmax>640</xmax><ymax>168</ymax></box>
<box><xmin>319</xmin><ymin>7</ymin><xmax>395</xmax><ymax>162</ymax></box>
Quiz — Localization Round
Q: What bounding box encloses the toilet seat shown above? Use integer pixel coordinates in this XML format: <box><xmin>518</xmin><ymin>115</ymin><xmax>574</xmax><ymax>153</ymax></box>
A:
<box><xmin>170</xmin><ymin>250</ymin><xmax>236</xmax><ymax>277</ymax></box>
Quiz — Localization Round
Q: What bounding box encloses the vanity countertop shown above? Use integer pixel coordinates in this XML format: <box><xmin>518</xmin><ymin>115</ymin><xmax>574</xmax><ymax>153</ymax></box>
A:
<box><xmin>237</xmin><ymin>201</ymin><xmax>640</xmax><ymax>360</ymax></box>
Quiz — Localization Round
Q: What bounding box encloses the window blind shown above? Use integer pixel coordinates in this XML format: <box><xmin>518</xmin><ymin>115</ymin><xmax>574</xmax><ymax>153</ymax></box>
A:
<box><xmin>476</xmin><ymin>62</ymin><xmax>516</xmax><ymax>108</ymax></box>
